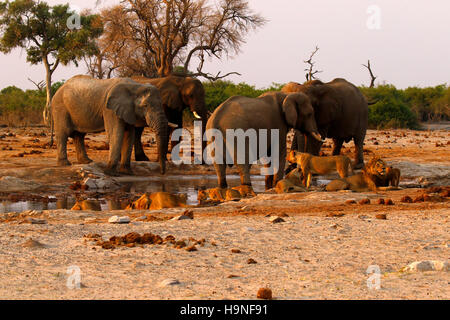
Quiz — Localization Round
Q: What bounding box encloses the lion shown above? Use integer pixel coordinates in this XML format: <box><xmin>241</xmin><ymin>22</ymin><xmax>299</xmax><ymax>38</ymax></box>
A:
<box><xmin>71</xmin><ymin>200</ymin><xmax>102</xmax><ymax>211</ymax></box>
<box><xmin>385</xmin><ymin>166</ymin><xmax>401</xmax><ymax>187</ymax></box>
<box><xmin>126</xmin><ymin>192</ymin><xmax>187</xmax><ymax>211</ymax></box>
<box><xmin>198</xmin><ymin>185</ymin><xmax>256</xmax><ymax>204</ymax></box>
<box><xmin>198</xmin><ymin>188</ymin><xmax>241</xmax><ymax>204</ymax></box>
<box><xmin>326</xmin><ymin>157</ymin><xmax>393</xmax><ymax>192</ymax></box>
<box><xmin>286</xmin><ymin>150</ymin><xmax>354</xmax><ymax>188</ymax></box>
<box><xmin>275</xmin><ymin>168</ymin><xmax>307</xmax><ymax>194</ymax></box>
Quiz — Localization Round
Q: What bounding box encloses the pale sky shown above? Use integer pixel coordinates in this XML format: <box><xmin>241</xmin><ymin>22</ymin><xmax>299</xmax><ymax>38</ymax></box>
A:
<box><xmin>1</xmin><ymin>0</ymin><xmax>449</xmax><ymax>90</ymax></box>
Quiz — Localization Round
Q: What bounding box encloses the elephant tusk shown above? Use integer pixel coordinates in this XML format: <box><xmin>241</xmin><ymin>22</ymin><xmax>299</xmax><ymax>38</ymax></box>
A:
<box><xmin>168</xmin><ymin>122</ymin><xmax>179</xmax><ymax>128</ymax></box>
<box><xmin>311</xmin><ymin>132</ymin><xmax>323</xmax><ymax>142</ymax></box>
<box><xmin>193</xmin><ymin>111</ymin><xmax>202</xmax><ymax>119</ymax></box>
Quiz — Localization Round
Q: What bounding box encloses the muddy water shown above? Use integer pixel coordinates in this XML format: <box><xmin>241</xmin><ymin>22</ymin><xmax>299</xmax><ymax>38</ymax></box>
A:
<box><xmin>0</xmin><ymin>175</ymin><xmax>267</xmax><ymax>213</ymax></box>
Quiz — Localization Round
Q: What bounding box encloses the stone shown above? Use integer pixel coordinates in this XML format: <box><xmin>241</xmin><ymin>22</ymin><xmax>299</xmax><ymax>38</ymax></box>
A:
<box><xmin>247</xmin><ymin>258</ymin><xmax>258</xmax><ymax>264</ymax></box>
<box><xmin>402</xmin><ymin>261</ymin><xmax>449</xmax><ymax>272</ymax></box>
<box><xmin>375</xmin><ymin>214</ymin><xmax>387</xmax><ymax>220</ymax></box>
<box><xmin>269</xmin><ymin>216</ymin><xmax>285</xmax><ymax>224</ymax></box>
<box><xmin>171</xmin><ymin>214</ymin><xmax>193</xmax><ymax>221</ymax></box>
<box><xmin>257</xmin><ymin>288</ymin><xmax>273</xmax><ymax>300</ymax></box>
<box><xmin>26</xmin><ymin>218</ymin><xmax>47</xmax><ymax>225</ymax></box>
<box><xmin>159</xmin><ymin>279</ymin><xmax>180</xmax><ymax>287</ymax></box>
<box><xmin>108</xmin><ymin>216</ymin><xmax>131</xmax><ymax>224</ymax></box>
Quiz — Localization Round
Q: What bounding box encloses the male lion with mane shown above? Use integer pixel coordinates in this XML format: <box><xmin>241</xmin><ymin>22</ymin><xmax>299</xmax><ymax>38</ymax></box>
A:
<box><xmin>326</xmin><ymin>157</ymin><xmax>397</xmax><ymax>192</ymax></box>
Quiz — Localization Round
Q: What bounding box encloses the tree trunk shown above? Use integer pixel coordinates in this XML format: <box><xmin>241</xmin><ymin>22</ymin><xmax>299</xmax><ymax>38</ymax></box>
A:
<box><xmin>43</xmin><ymin>57</ymin><xmax>54</xmax><ymax>145</ymax></box>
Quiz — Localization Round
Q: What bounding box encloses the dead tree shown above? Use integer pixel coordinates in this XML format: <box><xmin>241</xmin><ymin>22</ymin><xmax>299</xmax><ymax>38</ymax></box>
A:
<box><xmin>304</xmin><ymin>46</ymin><xmax>322</xmax><ymax>81</ymax></box>
<box><xmin>27</xmin><ymin>78</ymin><xmax>45</xmax><ymax>92</ymax></box>
<box><xmin>363</xmin><ymin>60</ymin><xmax>377</xmax><ymax>88</ymax></box>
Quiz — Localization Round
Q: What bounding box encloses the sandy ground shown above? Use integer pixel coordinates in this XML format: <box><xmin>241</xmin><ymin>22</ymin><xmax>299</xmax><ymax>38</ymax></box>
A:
<box><xmin>0</xmin><ymin>126</ymin><xmax>448</xmax><ymax>300</ymax></box>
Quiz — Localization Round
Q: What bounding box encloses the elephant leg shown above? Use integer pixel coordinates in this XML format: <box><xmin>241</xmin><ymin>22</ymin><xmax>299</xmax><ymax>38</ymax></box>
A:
<box><xmin>214</xmin><ymin>163</ymin><xmax>227</xmax><ymax>189</ymax></box>
<box><xmin>119</xmin><ymin>125</ymin><xmax>135</xmax><ymax>175</ymax></box>
<box><xmin>56</xmin><ymin>131</ymin><xmax>71</xmax><ymax>166</ymax></box>
<box><xmin>105</xmin><ymin>121</ymin><xmax>125</xmax><ymax>176</ymax></box>
<box><xmin>73</xmin><ymin>132</ymin><xmax>93</xmax><ymax>164</ymax></box>
<box><xmin>237</xmin><ymin>163</ymin><xmax>252</xmax><ymax>187</ymax></box>
<box><xmin>332</xmin><ymin>138</ymin><xmax>344</xmax><ymax>156</ymax></box>
<box><xmin>170</xmin><ymin>111</ymin><xmax>183</xmax><ymax>150</ymax></box>
<box><xmin>353</xmin><ymin>135</ymin><xmax>365</xmax><ymax>169</ymax></box>
<box><xmin>134</xmin><ymin>126</ymin><xmax>149</xmax><ymax>162</ymax></box>
<box><xmin>273</xmin><ymin>145</ymin><xmax>286</xmax><ymax>186</ymax></box>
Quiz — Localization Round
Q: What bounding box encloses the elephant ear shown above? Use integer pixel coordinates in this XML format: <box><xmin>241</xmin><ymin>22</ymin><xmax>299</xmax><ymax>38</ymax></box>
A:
<box><xmin>106</xmin><ymin>83</ymin><xmax>137</xmax><ymax>125</ymax></box>
<box><xmin>282</xmin><ymin>93</ymin><xmax>306</xmax><ymax>128</ymax></box>
<box><xmin>160</xmin><ymin>86</ymin><xmax>183</xmax><ymax>110</ymax></box>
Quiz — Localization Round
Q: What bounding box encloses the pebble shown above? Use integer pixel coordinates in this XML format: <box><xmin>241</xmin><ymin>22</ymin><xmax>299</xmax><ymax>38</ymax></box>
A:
<box><xmin>269</xmin><ymin>216</ymin><xmax>285</xmax><ymax>224</ymax></box>
<box><xmin>26</xmin><ymin>218</ymin><xmax>47</xmax><ymax>225</ymax></box>
<box><xmin>257</xmin><ymin>288</ymin><xmax>273</xmax><ymax>300</ymax></box>
<box><xmin>171</xmin><ymin>215</ymin><xmax>193</xmax><ymax>221</ymax></box>
<box><xmin>108</xmin><ymin>216</ymin><xmax>131</xmax><ymax>224</ymax></box>
<box><xmin>159</xmin><ymin>279</ymin><xmax>180</xmax><ymax>287</ymax></box>
<box><xmin>402</xmin><ymin>261</ymin><xmax>449</xmax><ymax>272</ymax></box>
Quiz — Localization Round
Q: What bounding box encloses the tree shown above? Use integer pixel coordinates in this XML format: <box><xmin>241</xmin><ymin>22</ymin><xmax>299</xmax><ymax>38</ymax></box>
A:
<box><xmin>304</xmin><ymin>45</ymin><xmax>322</xmax><ymax>81</ymax></box>
<box><xmin>0</xmin><ymin>0</ymin><xmax>103</xmax><ymax>136</ymax></box>
<box><xmin>88</xmin><ymin>0</ymin><xmax>266</xmax><ymax>80</ymax></box>
<box><xmin>362</xmin><ymin>60</ymin><xmax>377</xmax><ymax>88</ymax></box>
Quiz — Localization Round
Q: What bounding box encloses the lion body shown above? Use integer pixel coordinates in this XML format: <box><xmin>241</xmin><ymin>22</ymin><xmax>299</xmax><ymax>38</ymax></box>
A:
<box><xmin>198</xmin><ymin>185</ymin><xmax>256</xmax><ymax>204</ymax></box>
<box><xmin>385</xmin><ymin>167</ymin><xmax>401</xmax><ymax>187</ymax></box>
<box><xmin>127</xmin><ymin>192</ymin><xmax>187</xmax><ymax>210</ymax></box>
<box><xmin>326</xmin><ymin>157</ymin><xmax>393</xmax><ymax>192</ymax></box>
<box><xmin>275</xmin><ymin>168</ymin><xmax>307</xmax><ymax>194</ymax></box>
<box><xmin>287</xmin><ymin>151</ymin><xmax>354</xmax><ymax>188</ymax></box>
<box><xmin>71</xmin><ymin>200</ymin><xmax>102</xmax><ymax>211</ymax></box>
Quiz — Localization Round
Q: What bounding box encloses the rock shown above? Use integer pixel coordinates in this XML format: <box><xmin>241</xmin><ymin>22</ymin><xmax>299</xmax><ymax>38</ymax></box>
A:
<box><xmin>402</xmin><ymin>261</ymin><xmax>449</xmax><ymax>272</ymax></box>
<box><xmin>385</xmin><ymin>199</ymin><xmax>394</xmax><ymax>205</ymax></box>
<box><xmin>269</xmin><ymin>216</ymin><xmax>285</xmax><ymax>224</ymax></box>
<box><xmin>185</xmin><ymin>245</ymin><xmax>198</xmax><ymax>252</ymax></box>
<box><xmin>171</xmin><ymin>215</ymin><xmax>193</xmax><ymax>221</ymax></box>
<box><xmin>231</xmin><ymin>249</ymin><xmax>241</xmax><ymax>254</ymax></box>
<box><xmin>345</xmin><ymin>200</ymin><xmax>357</xmax><ymax>205</ymax></box>
<box><xmin>257</xmin><ymin>288</ymin><xmax>273</xmax><ymax>300</ymax></box>
<box><xmin>375</xmin><ymin>214</ymin><xmax>387</xmax><ymax>220</ymax></box>
<box><xmin>359</xmin><ymin>198</ymin><xmax>371</xmax><ymax>205</ymax></box>
<box><xmin>401</xmin><ymin>196</ymin><xmax>413</xmax><ymax>203</ymax></box>
<box><xmin>247</xmin><ymin>258</ymin><xmax>258</xmax><ymax>264</ymax></box>
<box><xmin>26</xmin><ymin>218</ymin><xmax>47</xmax><ymax>225</ymax></box>
<box><xmin>159</xmin><ymin>279</ymin><xmax>180</xmax><ymax>287</ymax></box>
<box><xmin>108</xmin><ymin>216</ymin><xmax>131</xmax><ymax>224</ymax></box>
<box><xmin>22</xmin><ymin>238</ymin><xmax>46</xmax><ymax>248</ymax></box>
<box><xmin>377</xmin><ymin>199</ymin><xmax>385</xmax><ymax>205</ymax></box>
<box><xmin>83</xmin><ymin>177</ymin><xmax>120</xmax><ymax>190</ymax></box>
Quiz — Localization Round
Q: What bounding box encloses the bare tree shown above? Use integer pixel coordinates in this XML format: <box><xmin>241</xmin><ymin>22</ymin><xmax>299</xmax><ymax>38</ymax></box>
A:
<box><xmin>90</xmin><ymin>0</ymin><xmax>266</xmax><ymax>79</ymax></box>
<box><xmin>362</xmin><ymin>60</ymin><xmax>377</xmax><ymax>88</ymax></box>
<box><xmin>304</xmin><ymin>46</ymin><xmax>322</xmax><ymax>81</ymax></box>
<box><xmin>28</xmin><ymin>78</ymin><xmax>45</xmax><ymax>92</ymax></box>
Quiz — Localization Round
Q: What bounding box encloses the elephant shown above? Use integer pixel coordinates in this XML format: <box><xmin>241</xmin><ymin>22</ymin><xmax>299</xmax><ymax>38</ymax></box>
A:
<box><xmin>206</xmin><ymin>91</ymin><xmax>322</xmax><ymax>190</ymax></box>
<box><xmin>131</xmin><ymin>75</ymin><xmax>207</xmax><ymax>161</ymax></box>
<box><xmin>51</xmin><ymin>75</ymin><xmax>169</xmax><ymax>175</ymax></box>
<box><xmin>282</xmin><ymin>78</ymin><xmax>368</xmax><ymax>169</ymax></box>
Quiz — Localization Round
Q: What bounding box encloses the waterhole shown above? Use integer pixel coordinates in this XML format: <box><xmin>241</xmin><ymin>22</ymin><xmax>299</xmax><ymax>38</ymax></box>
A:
<box><xmin>0</xmin><ymin>175</ymin><xmax>267</xmax><ymax>213</ymax></box>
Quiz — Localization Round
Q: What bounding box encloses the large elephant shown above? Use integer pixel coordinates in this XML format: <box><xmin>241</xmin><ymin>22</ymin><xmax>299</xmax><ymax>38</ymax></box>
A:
<box><xmin>282</xmin><ymin>78</ymin><xmax>368</xmax><ymax>169</ymax></box>
<box><xmin>51</xmin><ymin>75</ymin><xmax>169</xmax><ymax>175</ymax></box>
<box><xmin>131</xmin><ymin>75</ymin><xmax>207</xmax><ymax>161</ymax></box>
<box><xmin>206</xmin><ymin>91</ymin><xmax>322</xmax><ymax>190</ymax></box>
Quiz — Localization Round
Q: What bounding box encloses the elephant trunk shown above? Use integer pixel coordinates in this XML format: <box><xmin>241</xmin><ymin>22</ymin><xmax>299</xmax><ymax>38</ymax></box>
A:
<box><xmin>145</xmin><ymin>112</ymin><xmax>169</xmax><ymax>175</ymax></box>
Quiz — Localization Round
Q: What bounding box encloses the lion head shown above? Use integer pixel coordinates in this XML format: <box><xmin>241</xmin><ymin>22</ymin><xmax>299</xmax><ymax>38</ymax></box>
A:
<box><xmin>365</xmin><ymin>157</ymin><xmax>388</xmax><ymax>176</ymax></box>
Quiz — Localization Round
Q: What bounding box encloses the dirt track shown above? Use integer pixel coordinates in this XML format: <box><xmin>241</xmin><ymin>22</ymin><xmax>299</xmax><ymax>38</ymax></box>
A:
<box><xmin>0</xmin><ymin>126</ymin><xmax>448</xmax><ymax>300</ymax></box>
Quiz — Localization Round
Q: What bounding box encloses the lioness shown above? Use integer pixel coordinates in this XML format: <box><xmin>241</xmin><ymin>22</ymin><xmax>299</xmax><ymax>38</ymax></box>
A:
<box><xmin>126</xmin><ymin>192</ymin><xmax>187</xmax><ymax>211</ymax></box>
<box><xmin>198</xmin><ymin>188</ymin><xmax>242</xmax><ymax>204</ymax></box>
<box><xmin>286</xmin><ymin>151</ymin><xmax>354</xmax><ymax>188</ymax></box>
<box><xmin>275</xmin><ymin>168</ymin><xmax>307</xmax><ymax>194</ymax></box>
<box><xmin>71</xmin><ymin>200</ymin><xmax>102</xmax><ymax>211</ymax></box>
